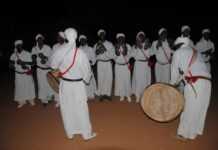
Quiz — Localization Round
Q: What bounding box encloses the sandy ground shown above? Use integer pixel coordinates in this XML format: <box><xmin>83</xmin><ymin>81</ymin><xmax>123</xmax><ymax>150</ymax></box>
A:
<box><xmin>0</xmin><ymin>68</ymin><xmax>217</xmax><ymax>150</ymax></box>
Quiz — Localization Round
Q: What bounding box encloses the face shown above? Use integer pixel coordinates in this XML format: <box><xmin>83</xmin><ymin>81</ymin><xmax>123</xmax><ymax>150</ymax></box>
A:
<box><xmin>99</xmin><ymin>32</ymin><xmax>106</xmax><ymax>41</ymax></box>
<box><xmin>80</xmin><ymin>38</ymin><xmax>87</xmax><ymax>46</ymax></box>
<box><xmin>57</xmin><ymin>35</ymin><xmax>65</xmax><ymax>44</ymax></box>
<box><xmin>203</xmin><ymin>32</ymin><xmax>210</xmax><ymax>40</ymax></box>
<box><xmin>16</xmin><ymin>44</ymin><xmax>23</xmax><ymax>53</ymax></box>
<box><xmin>138</xmin><ymin>34</ymin><xmax>145</xmax><ymax>43</ymax></box>
<box><xmin>159</xmin><ymin>30</ymin><xmax>167</xmax><ymax>41</ymax></box>
<box><xmin>182</xmin><ymin>29</ymin><xmax>190</xmax><ymax>37</ymax></box>
<box><xmin>117</xmin><ymin>36</ymin><xmax>125</xmax><ymax>44</ymax></box>
<box><xmin>37</xmin><ymin>37</ymin><xmax>44</xmax><ymax>47</ymax></box>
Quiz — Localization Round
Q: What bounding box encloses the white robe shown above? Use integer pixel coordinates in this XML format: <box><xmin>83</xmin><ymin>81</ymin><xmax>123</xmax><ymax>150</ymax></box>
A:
<box><xmin>195</xmin><ymin>38</ymin><xmax>215</xmax><ymax>72</ymax></box>
<box><xmin>50</xmin><ymin>43</ymin><xmax>65</xmax><ymax>103</ymax></box>
<box><xmin>50</xmin><ymin>43</ymin><xmax>93</xmax><ymax>139</ymax></box>
<box><xmin>32</xmin><ymin>44</ymin><xmax>53</xmax><ymax>103</ymax></box>
<box><xmin>114</xmin><ymin>44</ymin><xmax>132</xmax><ymax>98</ymax></box>
<box><xmin>10</xmin><ymin>50</ymin><xmax>35</xmax><ymax>103</ymax></box>
<box><xmin>79</xmin><ymin>45</ymin><xmax>97</xmax><ymax>99</ymax></box>
<box><xmin>176</xmin><ymin>36</ymin><xmax>195</xmax><ymax>48</ymax></box>
<box><xmin>131</xmin><ymin>44</ymin><xmax>154</xmax><ymax>98</ymax></box>
<box><xmin>94</xmin><ymin>40</ymin><xmax>115</xmax><ymax>96</ymax></box>
<box><xmin>171</xmin><ymin>47</ymin><xmax>211</xmax><ymax>139</ymax></box>
<box><xmin>152</xmin><ymin>40</ymin><xmax>173</xmax><ymax>83</ymax></box>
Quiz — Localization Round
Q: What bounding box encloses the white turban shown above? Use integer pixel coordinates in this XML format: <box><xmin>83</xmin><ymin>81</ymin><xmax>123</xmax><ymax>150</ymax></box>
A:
<box><xmin>14</xmin><ymin>40</ymin><xmax>23</xmax><ymax>46</ymax></box>
<box><xmin>181</xmin><ymin>25</ymin><xmax>191</xmax><ymax>32</ymax></box>
<box><xmin>79</xmin><ymin>35</ymin><xmax>87</xmax><ymax>41</ymax></box>
<box><xmin>158</xmin><ymin>28</ymin><xmax>167</xmax><ymax>35</ymax></box>
<box><xmin>64</xmin><ymin>28</ymin><xmax>78</xmax><ymax>43</ymax></box>
<box><xmin>116</xmin><ymin>33</ymin><xmax>125</xmax><ymax>39</ymax></box>
<box><xmin>202</xmin><ymin>28</ymin><xmax>210</xmax><ymax>34</ymax></box>
<box><xmin>136</xmin><ymin>31</ymin><xmax>145</xmax><ymax>38</ymax></box>
<box><xmin>35</xmin><ymin>34</ymin><xmax>44</xmax><ymax>40</ymax></box>
<box><xmin>97</xmin><ymin>29</ymin><xmax>106</xmax><ymax>36</ymax></box>
<box><xmin>58</xmin><ymin>31</ymin><xmax>65</xmax><ymax>39</ymax></box>
<box><xmin>174</xmin><ymin>37</ymin><xmax>190</xmax><ymax>48</ymax></box>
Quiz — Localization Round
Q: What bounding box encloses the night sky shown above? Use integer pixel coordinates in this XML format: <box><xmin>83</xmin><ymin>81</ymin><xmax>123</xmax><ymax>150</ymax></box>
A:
<box><xmin>1</xmin><ymin>4</ymin><xmax>217</xmax><ymax>69</ymax></box>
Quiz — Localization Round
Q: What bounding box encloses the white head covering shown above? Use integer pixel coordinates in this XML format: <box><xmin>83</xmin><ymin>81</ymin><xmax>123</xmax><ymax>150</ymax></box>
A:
<box><xmin>35</xmin><ymin>34</ymin><xmax>44</xmax><ymax>41</ymax></box>
<box><xmin>181</xmin><ymin>25</ymin><xmax>191</xmax><ymax>32</ymax></box>
<box><xmin>79</xmin><ymin>35</ymin><xmax>87</xmax><ymax>42</ymax></box>
<box><xmin>14</xmin><ymin>40</ymin><xmax>23</xmax><ymax>46</ymax></box>
<box><xmin>64</xmin><ymin>28</ymin><xmax>78</xmax><ymax>44</ymax></box>
<box><xmin>58</xmin><ymin>31</ymin><xmax>65</xmax><ymax>39</ymax></box>
<box><xmin>136</xmin><ymin>31</ymin><xmax>145</xmax><ymax>38</ymax></box>
<box><xmin>116</xmin><ymin>33</ymin><xmax>125</xmax><ymax>39</ymax></box>
<box><xmin>97</xmin><ymin>29</ymin><xmax>106</xmax><ymax>36</ymax></box>
<box><xmin>202</xmin><ymin>28</ymin><xmax>210</xmax><ymax>34</ymax></box>
<box><xmin>174</xmin><ymin>37</ymin><xmax>190</xmax><ymax>48</ymax></box>
<box><xmin>158</xmin><ymin>28</ymin><xmax>167</xmax><ymax>35</ymax></box>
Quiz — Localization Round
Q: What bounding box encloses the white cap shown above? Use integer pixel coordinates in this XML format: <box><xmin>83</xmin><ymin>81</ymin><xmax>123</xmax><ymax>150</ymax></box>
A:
<box><xmin>97</xmin><ymin>29</ymin><xmax>106</xmax><ymax>36</ymax></box>
<box><xmin>64</xmin><ymin>28</ymin><xmax>78</xmax><ymax>43</ymax></box>
<box><xmin>79</xmin><ymin>35</ymin><xmax>87</xmax><ymax>41</ymax></box>
<box><xmin>158</xmin><ymin>28</ymin><xmax>167</xmax><ymax>35</ymax></box>
<box><xmin>14</xmin><ymin>40</ymin><xmax>23</xmax><ymax>46</ymax></box>
<box><xmin>136</xmin><ymin>31</ymin><xmax>145</xmax><ymax>38</ymax></box>
<box><xmin>116</xmin><ymin>33</ymin><xmax>125</xmax><ymax>39</ymax></box>
<box><xmin>202</xmin><ymin>28</ymin><xmax>210</xmax><ymax>34</ymax></box>
<box><xmin>174</xmin><ymin>37</ymin><xmax>190</xmax><ymax>48</ymax></box>
<box><xmin>35</xmin><ymin>34</ymin><xmax>44</xmax><ymax>40</ymax></box>
<box><xmin>181</xmin><ymin>25</ymin><xmax>191</xmax><ymax>32</ymax></box>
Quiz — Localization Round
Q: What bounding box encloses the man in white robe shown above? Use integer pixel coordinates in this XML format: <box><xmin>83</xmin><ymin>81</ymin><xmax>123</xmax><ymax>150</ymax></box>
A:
<box><xmin>175</xmin><ymin>26</ymin><xmax>195</xmax><ymax>93</ymax></box>
<box><xmin>9</xmin><ymin>40</ymin><xmax>35</xmax><ymax>108</ymax></box>
<box><xmin>32</xmin><ymin>34</ymin><xmax>53</xmax><ymax>106</ymax></box>
<box><xmin>50</xmin><ymin>28</ymin><xmax>96</xmax><ymax>140</ymax></box>
<box><xmin>79</xmin><ymin>35</ymin><xmax>97</xmax><ymax>100</ymax></box>
<box><xmin>114</xmin><ymin>33</ymin><xmax>132</xmax><ymax>102</ymax></box>
<box><xmin>131</xmin><ymin>32</ymin><xmax>154</xmax><ymax>103</ymax></box>
<box><xmin>50</xmin><ymin>31</ymin><xmax>66</xmax><ymax>108</ymax></box>
<box><xmin>171</xmin><ymin>37</ymin><xmax>211</xmax><ymax>140</ymax></box>
<box><xmin>195</xmin><ymin>29</ymin><xmax>215</xmax><ymax>72</ymax></box>
<box><xmin>152</xmin><ymin>28</ymin><xmax>173</xmax><ymax>84</ymax></box>
<box><xmin>176</xmin><ymin>25</ymin><xmax>195</xmax><ymax>48</ymax></box>
<box><xmin>94</xmin><ymin>29</ymin><xmax>115</xmax><ymax>101</ymax></box>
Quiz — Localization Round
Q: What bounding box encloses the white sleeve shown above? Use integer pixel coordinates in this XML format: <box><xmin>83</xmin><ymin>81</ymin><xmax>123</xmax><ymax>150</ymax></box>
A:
<box><xmin>44</xmin><ymin>46</ymin><xmax>52</xmax><ymax>57</ymax></box>
<box><xmin>170</xmin><ymin>51</ymin><xmax>180</xmax><ymax>85</ymax></box>
<box><xmin>106</xmin><ymin>43</ymin><xmax>116</xmax><ymax>59</ymax></box>
<box><xmin>151</xmin><ymin>41</ymin><xmax>157</xmax><ymax>55</ymax></box>
<box><xmin>50</xmin><ymin>49</ymin><xmax>63</xmax><ymax>69</ymax></box>
<box><xmin>79</xmin><ymin>51</ymin><xmax>92</xmax><ymax>83</ymax></box>
<box><xmin>90</xmin><ymin>47</ymin><xmax>96</xmax><ymax>65</ymax></box>
<box><xmin>10</xmin><ymin>53</ymin><xmax>16</xmax><ymax>61</ymax></box>
<box><xmin>26</xmin><ymin>52</ymin><xmax>32</xmax><ymax>62</ymax></box>
<box><xmin>31</xmin><ymin>47</ymin><xmax>37</xmax><ymax>55</ymax></box>
<box><xmin>195</xmin><ymin>41</ymin><xmax>203</xmax><ymax>52</ymax></box>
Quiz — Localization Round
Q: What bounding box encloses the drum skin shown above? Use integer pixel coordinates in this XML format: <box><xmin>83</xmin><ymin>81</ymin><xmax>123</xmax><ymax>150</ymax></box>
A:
<box><xmin>141</xmin><ymin>83</ymin><xmax>184</xmax><ymax>122</ymax></box>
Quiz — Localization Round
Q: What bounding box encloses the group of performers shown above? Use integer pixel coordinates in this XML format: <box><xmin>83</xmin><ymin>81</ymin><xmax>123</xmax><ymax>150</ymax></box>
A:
<box><xmin>9</xmin><ymin>25</ymin><xmax>215</xmax><ymax>140</ymax></box>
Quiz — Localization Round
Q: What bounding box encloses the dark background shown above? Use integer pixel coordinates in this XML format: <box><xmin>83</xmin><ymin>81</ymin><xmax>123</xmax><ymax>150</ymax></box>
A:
<box><xmin>0</xmin><ymin>4</ymin><xmax>217</xmax><ymax>71</ymax></box>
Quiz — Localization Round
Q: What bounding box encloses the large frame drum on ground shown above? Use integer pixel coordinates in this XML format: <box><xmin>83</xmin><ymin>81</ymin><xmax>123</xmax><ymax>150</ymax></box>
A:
<box><xmin>141</xmin><ymin>83</ymin><xmax>184</xmax><ymax>122</ymax></box>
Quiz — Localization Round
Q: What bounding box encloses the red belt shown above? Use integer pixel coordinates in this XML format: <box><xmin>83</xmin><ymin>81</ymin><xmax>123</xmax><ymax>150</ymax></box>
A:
<box><xmin>185</xmin><ymin>76</ymin><xmax>211</xmax><ymax>84</ymax></box>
